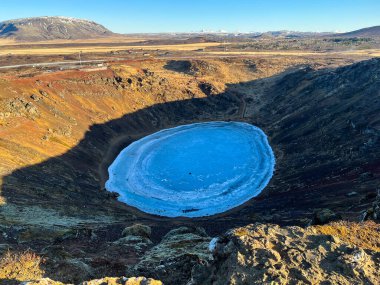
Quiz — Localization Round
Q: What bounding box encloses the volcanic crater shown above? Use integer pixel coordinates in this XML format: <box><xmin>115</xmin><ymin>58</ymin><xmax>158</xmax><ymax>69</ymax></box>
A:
<box><xmin>0</xmin><ymin>57</ymin><xmax>379</xmax><ymax>283</ymax></box>
<box><xmin>1</xmin><ymin>57</ymin><xmax>379</xmax><ymax>227</ymax></box>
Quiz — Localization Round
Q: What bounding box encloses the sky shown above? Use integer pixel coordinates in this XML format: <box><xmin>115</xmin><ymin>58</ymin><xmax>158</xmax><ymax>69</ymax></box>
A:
<box><xmin>0</xmin><ymin>0</ymin><xmax>379</xmax><ymax>33</ymax></box>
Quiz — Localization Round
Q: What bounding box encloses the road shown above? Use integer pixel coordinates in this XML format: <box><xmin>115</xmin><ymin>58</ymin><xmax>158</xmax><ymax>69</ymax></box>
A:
<box><xmin>0</xmin><ymin>55</ymin><xmax>212</xmax><ymax>70</ymax></box>
<box><xmin>0</xmin><ymin>59</ymin><xmax>117</xmax><ymax>70</ymax></box>
<box><xmin>0</xmin><ymin>54</ymin><xmax>245</xmax><ymax>71</ymax></box>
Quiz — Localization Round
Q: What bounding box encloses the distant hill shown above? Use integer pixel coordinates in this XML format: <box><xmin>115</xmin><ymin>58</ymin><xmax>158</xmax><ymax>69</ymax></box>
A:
<box><xmin>334</xmin><ymin>26</ymin><xmax>380</xmax><ymax>37</ymax></box>
<box><xmin>0</xmin><ymin>16</ymin><xmax>114</xmax><ymax>41</ymax></box>
<box><xmin>254</xmin><ymin>30</ymin><xmax>332</xmax><ymax>39</ymax></box>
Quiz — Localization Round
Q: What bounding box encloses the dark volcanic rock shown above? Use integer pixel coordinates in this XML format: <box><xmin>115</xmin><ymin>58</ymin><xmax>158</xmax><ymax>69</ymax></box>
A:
<box><xmin>128</xmin><ymin>227</ymin><xmax>211</xmax><ymax>284</ymax></box>
<box><xmin>121</xmin><ymin>224</ymin><xmax>152</xmax><ymax>240</ymax></box>
<box><xmin>312</xmin><ymin>208</ymin><xmax>342</xmax><ymax>225</ymax></box>
<box><xmin>199</xmin><ymin>82</ymin><xmax>218</xmax><ymax>96</ymax></box>
<box><xmin>363</xmin><ymin>190</ymin><xmax>380</xmax><ymax>221</ymax></box>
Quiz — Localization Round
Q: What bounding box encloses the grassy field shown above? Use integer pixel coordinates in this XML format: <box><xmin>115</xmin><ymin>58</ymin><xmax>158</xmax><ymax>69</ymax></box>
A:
<box><xmin>0</xmin><ymin>41</ymin><xmax>222</xmax><ymax>56</ymax></box>
<box><xmin>2</xmin><ymin>38</ymin><xmax>379</xmax><ymax>58</ymax></box>
<box><xmin>205</xmin><ymin>49</ymin><xmax>380</xmax><ymax>57</ymax></box>
<box><xmin>0</xmin><ymin>36</ymin><xmax>146</xmax><ymax>46</ymax></box>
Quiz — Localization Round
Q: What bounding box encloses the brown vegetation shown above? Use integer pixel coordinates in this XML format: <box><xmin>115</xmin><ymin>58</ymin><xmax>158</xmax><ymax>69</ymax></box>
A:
<box><xmin>314</xmin><ymin>221</ymin><xmax>380</xmax><ymax>252</ymax></box>
<box><xmin>0</xmin><ymin>250</ymin><xmax>45</xmax><ymax>282</ymax></box>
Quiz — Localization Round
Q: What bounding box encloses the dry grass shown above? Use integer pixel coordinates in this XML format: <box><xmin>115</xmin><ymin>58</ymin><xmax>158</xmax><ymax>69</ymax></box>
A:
<box><xmin>0</xmin><ymin>36</ymin><xmax>147</xmax><ymax>46</ymax></box>
<box><xmin>204</xmin><ymin>50</ymin><xmax>322</xmax><ymax>56</ymax></box>
<box><xmin>204</xmin><ymin>49</ymin><xmax>380</xmax><ymax>57</ymax></box>
<box><xmin>313</xmin><ymin>220</ymin><xmax>380</xmax><ymax>252</ymax></box>
<box><xmin>0</xmin><ymin>39</ymin><xmax>17</xmax><ymax>45</ymax></box>
<box><xmin>338</xmin><ymin>49</ymin><xmax>380</xmax><ymax>56</ymax></box>
<box><xmin>0</xmin><ymin>250</ymin><xmax>45</xmax><ymax>282</ymax></box>
<box><xmin>0</xmin><ymin>42</ymin><xmax>221</xmax><ymax>56</ymax></box>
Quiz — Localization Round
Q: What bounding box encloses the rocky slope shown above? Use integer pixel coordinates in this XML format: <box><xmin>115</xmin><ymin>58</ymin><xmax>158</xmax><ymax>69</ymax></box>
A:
<box><xmin>335</xmin><ymin>25</ymin><xmax>380</xmax><ymax>38</ymax></box>
<box><xmin>191</xmin><ymin>223</ymin><xmax>380</xmax><ymax>284</ymax></box>
<box><xmin>4</xmin><ymin>222</ymin><xmax>379</xmax><ymax>284</ymax></box>
<box><xmin>24</xmin><ymin>277</ymin><xmax>162</xmax><ymax>285</ymax></box>
<box><xmin>0</xmin><ymin>56</ymin><xmax>379</xmax><ymax>283</ymax></box>
<box><xmin>0</xmin><ymin>17</ymin><xmax>113</xmax><ymax>41</ymax></box>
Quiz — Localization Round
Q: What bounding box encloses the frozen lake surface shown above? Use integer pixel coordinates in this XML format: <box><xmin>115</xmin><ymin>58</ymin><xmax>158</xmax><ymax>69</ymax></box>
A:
<box><xmin>106</xmin><ymin>121</ymin><xmax>275</xmax><ymax>217</ymax></box>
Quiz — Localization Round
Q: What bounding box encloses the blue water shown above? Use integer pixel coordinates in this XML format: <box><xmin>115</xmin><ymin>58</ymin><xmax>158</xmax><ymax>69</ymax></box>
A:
<box><xmin>106</xmin><ymin>121</ymin><xmax>275</xmax><ymax>217</ymax></box>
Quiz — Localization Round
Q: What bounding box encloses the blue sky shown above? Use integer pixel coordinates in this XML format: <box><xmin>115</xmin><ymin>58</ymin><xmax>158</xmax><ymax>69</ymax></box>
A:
<box><xmin>0</xmin><ymin>0</ymin><xmax>379</xmax><ymax>33</ymax></box>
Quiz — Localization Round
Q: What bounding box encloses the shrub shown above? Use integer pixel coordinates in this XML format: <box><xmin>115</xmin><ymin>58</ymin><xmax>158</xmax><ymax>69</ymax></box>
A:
<box><xmin>0</xmin><ymin>250</ymin><xmax>45</xmax><ymax>281</ymax></box>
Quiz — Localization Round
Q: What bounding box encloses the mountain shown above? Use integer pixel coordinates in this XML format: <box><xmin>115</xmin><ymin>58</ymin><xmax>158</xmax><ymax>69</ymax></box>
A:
<box><xmin>254</xmin><ymin>30</ymin><xmax>332</xmax><ymax>38</ymax></box>
<box><xmin>335</xmin><ymin>25</ymin><xmax>380</xmax><ymax>37</ymax></box>
<box><xmin>0</xmin><ymin>16</ymin><xmax>114</xmax><ymax>41</ymax></box>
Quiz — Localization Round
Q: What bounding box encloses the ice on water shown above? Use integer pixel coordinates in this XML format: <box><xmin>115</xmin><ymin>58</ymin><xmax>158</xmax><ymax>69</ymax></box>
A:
<box><xmin>106</xmin><ymin>121</ymin><xmax>275</xmax><ymax>217</ymax></box>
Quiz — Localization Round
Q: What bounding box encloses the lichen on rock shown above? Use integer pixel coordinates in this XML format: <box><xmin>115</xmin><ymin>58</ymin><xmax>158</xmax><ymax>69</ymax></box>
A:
<box><xmin>128</xmin><ymin>226</ymin><xmax>212</xmax><ymax>284</ymax></box>
<box><xmin>190</xmin><ymin>223</ymin><xmax>380</xmax><ymax>285</ymax></box>
<box><xmin>22</xmin><ymin>276</ymin><xmax>162</xmax><ymax>285</ymax></box>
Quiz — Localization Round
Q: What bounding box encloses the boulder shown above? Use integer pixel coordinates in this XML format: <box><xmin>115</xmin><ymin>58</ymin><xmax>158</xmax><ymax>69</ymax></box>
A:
<box><xmin>363</xmin><ymin>190</ymin><xmax>380</xmax><ymax>221</ymax></box>
<box><xmin>312</xmin><ymin>208</ymin><xmax>342</xmax><ymax>225</ymax></box>
<box><xmin>21</xmin><ymin>278</ymin><xmax>66</xmax><ymax>285</ymax></box>
<box><xmin>112</xmin><ymin>224</ymin><xmax>153</xmax><ymax>252</ymax></box>
<box><xmin>190</xmin><ymin>223</ymin><xmax>380</xmax><ymax>285</ymax></box>
<box><xmin>122</xmin><ymin>224</ymin><xmax>151</xmax><ymax>239</ymax></box>
<box><xmin>82</xmin><ymin>276</ymin><xmax>162</xmax><ymax>285</ymax></box>
<box><xmin>129</xmin><ymin>226</ymin><xmax>211</xmax><ymax>284</ymax></box>
<box><xmin>49</xmin><ymin>259</ymin><xmax>93</xmax><ymax>284</ymax></box>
